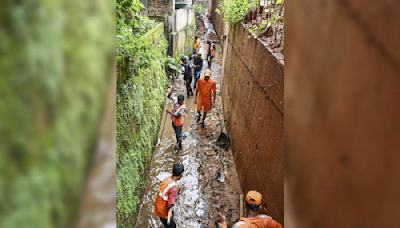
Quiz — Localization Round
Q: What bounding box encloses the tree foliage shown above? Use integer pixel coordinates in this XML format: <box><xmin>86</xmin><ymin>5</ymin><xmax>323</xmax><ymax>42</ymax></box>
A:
<box><xmin>218</xmin><ymin>0</ymin><xmax>258</xmax><ymax>24</ymax></box>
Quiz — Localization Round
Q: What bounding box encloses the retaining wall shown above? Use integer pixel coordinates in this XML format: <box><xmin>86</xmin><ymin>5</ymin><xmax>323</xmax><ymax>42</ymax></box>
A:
<box><xmin>221</xmin><ymin>23</ymin><xmax>284</xmax><ymax>223</ymax></box>
<box><xmin>116</xmin><ymin>23</ymin><xmax>168</xmax><ymax>227</ymax></box>
<box><xmin>169</xmin><ymin>8</ymin><xmax>196</xmax><ymax>56</ymax></box>
<box><xmin>285</xmin><ymin>0</ymin><xmax>400</xmax><ymax>227</ymax></box>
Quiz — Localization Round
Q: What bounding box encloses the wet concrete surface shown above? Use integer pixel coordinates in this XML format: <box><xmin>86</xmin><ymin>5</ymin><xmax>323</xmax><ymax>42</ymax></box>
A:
<box><xmin>135</xmin><ymin>14</ymin><xmax>242</xmax><ymax>228</ymax></box>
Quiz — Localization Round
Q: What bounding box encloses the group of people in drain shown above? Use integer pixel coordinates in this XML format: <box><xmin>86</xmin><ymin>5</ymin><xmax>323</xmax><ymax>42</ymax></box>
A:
<box><xmin>154</xmin><ymin>36</ymin><xmax>283</xmax><ymax>228</ymax></box>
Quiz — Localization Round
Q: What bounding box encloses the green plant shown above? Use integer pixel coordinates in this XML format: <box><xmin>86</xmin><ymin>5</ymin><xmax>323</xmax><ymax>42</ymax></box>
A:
<box><xmin>249</xmin><ymin>20</ymin><xmax>270</xmax><ymax>38</ymax></box>
<box><xmin>117</xmin><ymin>24</ymin><xmax>168</xmax><ymax>227</ymax></box>
<box><xmin>219</xmin><ymin>0</ymin><xmax>258</xmax><ymax>24</ymax></box>
<box><xmin>194</xmin><ymin>4</ymin><xmax>204</xmax><ymax>15</ymax></box>
<box><xmin>165</xmin><ymin>56</ymin><xmax>183</xmax><ymax>78</ymax></box>
<box><xmin>116</xmin><ymin>0</ymin><xmax>168</xmax><ymax>225</ymax></box>
<box><xmin>248</xmin><ymin>0</ymin><xmax>284</xmax><ymax>38</ymax></box>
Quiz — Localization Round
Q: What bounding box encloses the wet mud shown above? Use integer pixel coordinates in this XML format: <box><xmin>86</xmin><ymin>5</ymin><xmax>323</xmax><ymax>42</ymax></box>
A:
<box><xmin>135</xmin><ymin>14</ymin><xmax>242</xmax><ymax>228</ymax></box>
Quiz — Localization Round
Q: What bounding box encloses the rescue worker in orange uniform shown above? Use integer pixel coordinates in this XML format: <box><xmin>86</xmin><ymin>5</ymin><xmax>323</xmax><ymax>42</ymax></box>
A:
<box><xmin>219</xmin><ymin>190</ymin><xmax>282</xmax><ymax>228</ymax></box>
<box><xmin>154</xmin><ymin>163</ymin><xmax>185</xmax><ymax>228</ymax></box>
<box><xmin>195</xmin><ymin>69</ymin><xmax>217</xmax><ymax>128</ymax></box>
<box><xmin>192</xmin><ymin>35</ymin><xmax>201</xmax><ymax>54</ymax></box>
<box><xmin>167</xmin><ymin>94</ymin><xmax>186</xmax><ymax>150</ymax></box>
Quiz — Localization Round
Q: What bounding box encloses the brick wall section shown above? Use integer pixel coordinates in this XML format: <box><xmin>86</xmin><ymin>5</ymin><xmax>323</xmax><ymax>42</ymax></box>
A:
<box><xmin>221</xmin><ymin>23</ymin><xmax>284</xmax><ymax>224</ymax></box>
<box><xmin>286</xmin><ymin>0</ymin><xmax>400</xmax><ymax>227</ymax></box>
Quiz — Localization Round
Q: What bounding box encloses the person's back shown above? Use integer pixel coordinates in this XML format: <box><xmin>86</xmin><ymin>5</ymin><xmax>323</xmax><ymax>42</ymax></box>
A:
<box><xmin>154</xmin><ymin>164</ymin><xmax>185</xmax><ymax>228</ymax></box>
<box><xmin>154</xmin><ymin>176</ymin><xmax>178</xmax><ymax>219</ymax></box>
<box><xmin>193</xmin><ymin>55</ymin><xmax>203</xmax><ymax>71</ymax></box>
<box><xmin>183</xmin><ymin>62</ymin><xmax>192</xmax><ymax>81</ymax></box>
<box><xmin>232</xmin><ymin>215</ymin><xmax>282</xmax><ymax>228</ymax></box>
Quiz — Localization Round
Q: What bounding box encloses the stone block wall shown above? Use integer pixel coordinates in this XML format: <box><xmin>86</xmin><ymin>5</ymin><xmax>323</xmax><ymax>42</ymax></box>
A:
<box><xmin>221</xmin><ymin>23</ymin><xmax>284</xmax><ymax>224</ymax></box>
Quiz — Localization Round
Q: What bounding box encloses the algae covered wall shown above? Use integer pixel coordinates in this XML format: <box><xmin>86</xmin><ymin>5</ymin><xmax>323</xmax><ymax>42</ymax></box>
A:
<box><xmin>169</xmin><ymin>8</ymin><xmax>196</xmax><ymax>56</ymax></box>
<box><xmin>0</xmin><ymin>0</ymin><xmax>114</xmax><ymax>227</ymax></box>
<box><xmin>116</xmin><ymin>23</ymin><xmax>168</xmax><ymax>227</ymax></box>
<box><xmin>221</xmin><ymin>24</ymin><xmax>284</xmax><ymax>223</ymax></box>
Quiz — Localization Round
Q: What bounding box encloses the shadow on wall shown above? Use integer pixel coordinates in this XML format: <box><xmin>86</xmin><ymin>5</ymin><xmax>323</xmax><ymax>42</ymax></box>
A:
<box><xmin>220</xmin><ymin>23</ymin><xmax>284</xmax><ymax>224</ymax></box>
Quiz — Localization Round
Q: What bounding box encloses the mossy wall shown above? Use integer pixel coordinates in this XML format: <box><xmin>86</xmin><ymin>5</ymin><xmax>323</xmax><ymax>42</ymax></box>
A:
<box><xmin>116</xmin><ymin>23</ymin><xmax>168</xmax><ymax>227</ymax></box>
<box><xmin>170</xmin><ymin>8</ymin><xmax>196</xmax><ymax>57</ymax></box>
<box><xmin>0</xmin><ymin>0</ymin><xmax>114</xmax><ymax>227</ymax></box>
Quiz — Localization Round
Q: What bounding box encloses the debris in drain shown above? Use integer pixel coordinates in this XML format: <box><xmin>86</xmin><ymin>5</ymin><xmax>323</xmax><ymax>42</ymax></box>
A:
<box><xmin>217</xmin><ymin>171</ymin><xmax>225</xmax><ymax>183</ymax></box>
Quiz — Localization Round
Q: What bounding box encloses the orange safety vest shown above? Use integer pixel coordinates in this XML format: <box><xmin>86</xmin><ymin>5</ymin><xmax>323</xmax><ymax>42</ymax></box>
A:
<box><xmin>234</xmin><ymin>215</ymin><xmax>282</xmax><ymax>228</ymax></box>
<box><xmin>193</xmin><ymin>40</ymin><xmax>200</xmax><ymax>49</ymax></box>
<box><xmin>154</xmin><ymin>177</ymin><xmax>178</xmax><ymax>219</ymax></box>
<box><xmin>171</xmin><ymin>102</ymin><xmax>185</xmax><ymax>127</ymax></box>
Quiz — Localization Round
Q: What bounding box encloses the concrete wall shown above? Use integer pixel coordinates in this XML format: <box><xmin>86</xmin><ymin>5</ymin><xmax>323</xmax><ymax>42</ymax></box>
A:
<box><xmin>285</xmin><ymin>0</ymin><xmax>400</xmax><ymax>227</ymax></box>
<box><xmin>221</xmin><ymin>23</ymin><xmax>284</xmax><ymax>223</ymax></box>
<box><xmin>169</xmin><ymin>7</ymin><xmax>196</xmax><ymax>56</ymax></box>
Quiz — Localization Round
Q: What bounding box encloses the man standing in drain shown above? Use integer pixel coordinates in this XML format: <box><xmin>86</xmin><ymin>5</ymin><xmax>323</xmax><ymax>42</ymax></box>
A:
<box><xmin>167</xmin><ymin>92</ymin><xmax>186</xmax><ymax>150</ymax></box>
<box><xmin>181</xmin><ymin>56</ymin><xmax>194</xmax><ymax>97</ymax></box>
<box><xmin>195</xmin><ymin>69</ymin><xmax>216</xmax><ymax>128</ymax></box>
<box><xmin>154</xmin><ymin>163</ymin><xmax>185</xmax><ymax>228</ymax></box>
<box><xmin>192</xmin><ymin>52</ymin><xmax>203</xmax><ymax>89</ymax></box>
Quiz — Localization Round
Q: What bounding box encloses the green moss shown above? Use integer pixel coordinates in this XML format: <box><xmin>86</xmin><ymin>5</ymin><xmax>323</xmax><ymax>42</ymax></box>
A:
<box><xmin>0</xmin><ymin>0</ymin><xmax>114</xmax><ymax>227</ymax></box>
<box><xmin>116</xmin><ymin>23</ymin><xmax>168</xmax><ymax>227</ymax></box>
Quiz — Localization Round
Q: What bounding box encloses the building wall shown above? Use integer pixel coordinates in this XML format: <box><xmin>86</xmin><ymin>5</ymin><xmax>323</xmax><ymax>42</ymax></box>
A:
<box><xmin>169</xmin><ymin>7</ymin><xmax>196</xmax><ymax>56</ymax></box>
<box><xmin>221</xmin><ymin>23</ymin><xmax>284</xmax><ymax>224</ymax></box>
<box><xmin>285</xmin><ymin>0</ymin><xmax>400</xmax><ymax>227</ymax></box>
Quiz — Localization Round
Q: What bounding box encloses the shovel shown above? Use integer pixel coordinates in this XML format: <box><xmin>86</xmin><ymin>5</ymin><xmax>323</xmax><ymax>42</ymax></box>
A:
<box><xmin>216</xmin><ymin>106</ymin><xmax>230</xmax><ymax>148</ymax></box>
<box><xmin>167</xmin><ymin>208</ymin><xmax>173</xmax><ymax>225</ymax></box>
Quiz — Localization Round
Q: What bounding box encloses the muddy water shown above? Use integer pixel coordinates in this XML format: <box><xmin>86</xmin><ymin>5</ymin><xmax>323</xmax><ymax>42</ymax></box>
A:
<box><xmin>135</xmin><ymin>14</ymin><xmax>242</xmax><ymax>228</ymax></box>
<box><xmin>75</xmin><ymin>74</ymin><xmax>117</xmax><ymax>228</ymax></box>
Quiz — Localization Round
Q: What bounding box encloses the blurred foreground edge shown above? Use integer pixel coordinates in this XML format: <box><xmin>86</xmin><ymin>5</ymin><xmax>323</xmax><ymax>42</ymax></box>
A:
<box><xmin>285</xmin><ymin>0</ymin><xmax>400</xmax><ymax>227</ymax></box>
<box><xmin>75</xmin><ymin>64</ymin><xmax>117</xmax><ymax>228</ymax></box>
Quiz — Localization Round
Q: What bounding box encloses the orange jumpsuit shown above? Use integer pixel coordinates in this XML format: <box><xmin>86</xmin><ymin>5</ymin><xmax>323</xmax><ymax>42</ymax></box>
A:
<box><xmin>232</xmin><ymin>215</ymin><xmax>282</xmax><ymax>228</ymax></box>
<box><xmin>196</xmin><ymin>77</ymin><xmax>217</xmax><ymax>112</ymax></box>
<box><xmin>193</xmin><ymin>39</ymin><xmax>201</xmax><ymax>50</ymax></box>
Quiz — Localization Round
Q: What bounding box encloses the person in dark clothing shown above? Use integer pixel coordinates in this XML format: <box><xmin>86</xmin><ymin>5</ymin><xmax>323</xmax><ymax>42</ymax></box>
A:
<box><xmin>181</xmin><ymin>57</ymin><xmax>194</xmax><ymax>97</ymax></box>
<box><xmin>192</xmin><ymin>53</ymin><xmax>203</xmax><ymax>89</ymax></box>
